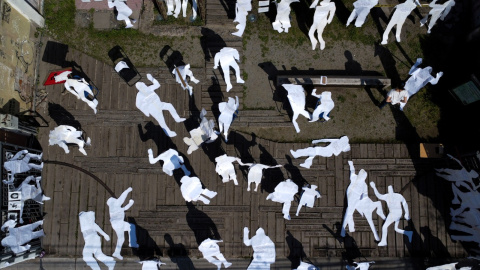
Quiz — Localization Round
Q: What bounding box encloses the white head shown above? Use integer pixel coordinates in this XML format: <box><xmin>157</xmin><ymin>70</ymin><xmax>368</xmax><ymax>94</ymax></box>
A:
<box><xmin>135</xmin><ymin>82</ymin><xmax>147</xmax><ymax>92</ymax></box>
<box><xmin>388</xmin><ymin>185</ymin><xmax>394</xmax><ymax>194</ymax></box>
<box><xmin>256</xmin><ymin>227</ymin><xmax>266</xmax><ymax>236</ymax></box>
<box><xmin>357</xmin><ymin>169</ymin><xmax>367</xmax><ymax>182</ymax></box>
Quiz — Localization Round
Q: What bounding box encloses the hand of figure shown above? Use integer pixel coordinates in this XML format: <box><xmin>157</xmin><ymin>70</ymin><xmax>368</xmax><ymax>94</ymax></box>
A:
<box><xmin>369</xmin><ymin>182</ymin><xmax>376</xmax><ymax>188</ymax></box>
<box><xmin>243</xmin><ymin>227</ymin><xmax>249</xmax><ymax>234</ymax></box>
<box><xmin>405</xmin><ymin>214</ymin><xmax>410</xmax><ymax>220</ymax></box>
<box><xmin>213</xmin><ymin>65</ymin><xmax>218</xmax><ymax>69</ymax></box>
<box><xmin>147</xmin><ymin>73</ymin><xmax>153</xmax><ymax>81</ymax></box>
<box><xmin>105</xmin><ymin>235</ymin><xmax>110</xmax><ymax>241</ymax></box>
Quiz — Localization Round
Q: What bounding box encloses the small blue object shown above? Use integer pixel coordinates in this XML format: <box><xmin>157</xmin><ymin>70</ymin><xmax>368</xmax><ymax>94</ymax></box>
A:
<box><xmin>129</xmin><ymin>223</ymin><xmax>139</xmax><ymax>248</ymax></box>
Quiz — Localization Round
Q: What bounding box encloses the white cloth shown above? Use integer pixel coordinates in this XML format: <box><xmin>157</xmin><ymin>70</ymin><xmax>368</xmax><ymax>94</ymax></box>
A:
<box><xmin>381</xmin><ymin>0</ymin><xmax>418</xmax><ymax>44</ymax></box>
<box><xmin>346</xmin><ymin>0</ymin><xmax>378</xmax><ymax>27</ymax></box>
<box><xmin>215</xmin><ymin>154</ymin><xmax>241</xmax><ymax>185</ymax></box>
<box><xmin>114</xmin><ymin>61</ymin><xmax>129</xmax><ymax>72</ymax></box>
<box><xmin>148</xmin><ymin>148</ymin><xmax>190</xmax><ymax>176</ymax></box>
<box><xmin>184</xmin><ymin>108</ymin><xmax>219</xmax><ymax>154</ymax></box>
<box><xmin>290</xmin><ymin>136</ymin><xmax>350</xmax><ymax>168</ymax></box>
<box><xmin>310</xmin><ymin>90</ymin><xmax>334</xmax><ymax>122</ymax></box>
<box><xmin>218</xmin><ymin>96</ymin><xmax>239</xmax><ymax>142</ymax></box>
<box><xmin>296</xmin><ymin>185</ymin><xmax>321</xmax><ymax>216</ymax></box>
<box><xmin>387</xmin><ymin>89</ymin><xmax>408</xmax><ymax>105</ymax></box>
<box><xmin>272</xmin><ymin>0</ymin><xmax>299</xmax><ymax>33</ymax></box>
<box><xmin>107</xmin><ymin>187</ymin><xmax>134</xmax><ymax>260</ymax></box>
<box><xmin>309</xmin><ymin>0</ymin><xmax>336</xmax><ymax>50</ymax></box>
<box><xmin>4</xmin><ymin>150</ymin><xmax>43</xmax><ymax>183</ymax></box>
<box><xmin>283</xmin><ymin>84</ymin><xmax>311</xmax><ymax>133</ymax></box>
<box><xmin>172</xmin><ymin>64</ymin><xmax>200</xmax><ymax>96</ymax></box>
<box><xmin>243</xmin><ymin>227</ymin><xmax>275</xmax><ymax>269</ymax></box>
<box><xmin>239</xmin><ymin>162</ymin><xmax>282</xmax><ymax>192</ymax></box>
<box><xmin>49</xmin><ymin>125</ymin><xmax>91</xmax><ymax>155</ymax></box>
<box><xmin>213</xmin><ymin>48</ymin><xmax>244</xmax><ymax>92</ymax></box>
<box><xmin>232</xmin><ymin>0</ymin><xmax>252</xmax><ymax>37</ymax></box>
<box><xmin>198</xmin><ymin>238</ymin><xmax>232</xmax><ymax>269</ymax></box>
<box><xmin>1</xmin><ymin>220</ymin><xmax>44</xmax><ymax>255</ymax></box>
<box><xmin>180</xmin><ymin>176</ymin><xmax>217</xmax><ymax>204</ymax></box>
<box><xmin>266</xmin><ymin>179</ymin><xmax>298</xmax><ymax>220</ymax></box>
<box><xmin>420</xmin><ymin>0</ymin><xmax>455</xmax><ymax>34</ymax></box>
<box><xmin>139</xmin><ymin>259</ymin><xmax>166</xmax><ymax>270</ymax></box>
<box><xmin>55</xmin><ymin>71</ymin><xmax>98</xmax><ymax>114</ymax></box>
<box><xmin>108</xmin><ymin>0</ymin><xmax>134</xmax><ymax>28</ymax></box>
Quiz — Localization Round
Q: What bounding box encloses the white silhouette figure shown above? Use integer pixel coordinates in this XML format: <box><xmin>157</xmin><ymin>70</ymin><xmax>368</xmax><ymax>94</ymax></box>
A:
<box><xmin>232</xmin><ymin>0</ymin><xmax>252</xmax><ymax>37</ymax></box>
<box><xmin>181</xmin><ymin>0</ymin><xmax>198</xmax><ymax>19</ymax></box>
<box><xmin>180</xmin><ymin>176</ymin><xmax>217</xmax><ymax>204</ymax></box>
<box><xmin>309</xmin><ymin>0</ymin><xmax>336</xmax><ymax>50</ymax></box>
<box><xmin>420</xmin><ymin>0</ymin><xmax>455</xmax><ymax>34</ymax></box>
<box><xmin>108</xmin><ymin>0</ymin><xmax>136</xmax><ymax>28</ymax></box>
<box><xmin>283</xmin><ymin>84</ymin><xmax>311</xmax><ymax>133</ymax></box>
<box><xmin>184</xmin><ymin>108</ymin><xmax>219</xmax><ymax>154</ymax></box>
<box><xmin>346</xmin><ymin>261</ymin><xmax>375</xmax><ymax>270</ymax></box>
<box><xmin>3</xmin><ymin>150</ymin><xmax>43</xmax><ymax>185</ymax></box>
<box><xmin>295</xmin><ymin>261</ymin><xmax>319</xmax><ymax>270</ymax></box>
<box><xmin>49</xmin><ymin>125</ymin><xmax>91</xmax><ymax>155</ymax></box>
<box><xmin>198</xmin><ymin>238</ymin><xmax>232</xmax><ymax>269</ymax></box>
<box><xmin>54</xmin><ymin>71</ymin><xmax>98</xmax><ymax>114</ymax></box>
<box><xmin>243</xmin><ymin>227</ymin><xmax>276</xmax><ymax>269</ymax></box>
<box><xmin>172</xmin><ymin>64</ymin><xmax>200</xmax><ymax>96</ymax></box>
<box><xmin>346</xmin><ymin>0</ymin><xmax>378</xmax><ymax>27</ymax></box>
<box><xmin>238</xmin><ymin>162</ymin><xmax>282</xmax><ymax>192</ymax></box>
<box><xmin>426</xmin><ymin>263</ymin><xmax>458</xmax><ymax>270</ymax></box>
<box><xmin>107</xmin><ymin>187</ymin><xmax>134</xmax><ymax>260</ymax></box>
<box><xmin>309</xmin><ymin>90</ymin><xmax>334</xmax><ymax>122</ymax></box>
<box><xmin>218</xmin><ymin>96</ymin><xmax>240</xmax><ymax>142</ymax></box>
<box><xmin>213</xmin><ymin>48</ymin><xmax>244</xmax><ymax>92</ymax></box>
<box><xmin>79</xmin><ymin>211</ymin><xmax>116</xmax><ymax>270</ymax></box>
<box><xmin>139</xmin><ymin>258</ymin><xmax>166</xmax><ymax>270</ymax></box>
<box><xmin>341</xmin><ymin>161</ymin><xmax>385</xmax><ymax>241</ymax></box>
<box><xmin>135</xmin><ymin>73</ymin><xmax>186</xmax><ymax>137</ymax></box>
<box><xmin>148</xmin><ymin>148</ymin><xmax>191</xmax><ymax>176</ymax></box>
<box><xmin>296</xmin><ymin>185</ymin><xmax>321</xmax><ymax>216</ymax></box>
<box><xmin>381</xmin><ymin>0</ymin><xmax>420</xmax><ymax>44</ymax></box>
<box><xmin>290</xmin><ymin>136</ymin><xmax>351</xmax><ymax>169</ymax></box>
<box><xmin>272</xmin><ymin>0</ymin><xmax>299</xmax><ymax>33</ymax></box>
<box><xmin>15</xmin><ymin>176</ymin><xmax>50</xmax><ymax>224</ymax></box>
<box><xmin>370</xmin><ymin>182</ymin><xmax>412</xmax><ymax>246</ymax></box>
<box><xmin>1</xmin><ymin>220</ymin><xmax>45</xmax><ymax>255</ymax></box>
<box><xmin>215</xmin><ymin>154</ymin><xmax>242</xmax><ymax>185</ymax></box>
<box><xmin>266</xmin><ymin>179</ymin><xmax>298</xmax><ymax>220</ymax></box>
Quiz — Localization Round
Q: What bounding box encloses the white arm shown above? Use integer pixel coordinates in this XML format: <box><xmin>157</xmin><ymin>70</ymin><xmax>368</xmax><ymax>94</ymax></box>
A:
<box><xmin>408</xmin><ymin>58</ymin><xmax>423</xmax><ymax>75</ymax></box>
<box><xmin>369</xmin><ymin>182</ymin><xmax>386</xmax><ymax>200</ymax></box>
<box><xmin>311</xmin><ymin>89</ymin><xmax>321</xmax><ymax>98</ymax></box>
<box><xmin>95</xmin><ymin>224</ymin><xmax>110</xmax><ymax>241</ymax></box>
<box><xmin>402</xmin><ymin>197</ymin><xmax>410</xmax><ymax>220</ymax></box>
<box><xmin>327</xmin><ymin>4</ymin><xmax>336</xmax><ymax>24</ymax></box>
<box><xmin>429</xmin><ymin>72</ymin><xmax>443</xmax><ymax>85</ymax></box>
<box><xmin>147</xmin><ymin>74</ymin><xmax>160</xmax><ymax>90</ymax></box>
<box><xmin>213</xmin><ymin>53</ymin><xmax>221</xmax><ymax>69</ymax></box>
<box><xmin>123</xmin><ymin>199</ymin><xmax>134</xmax><ymax>211</ymax></box>
<box><xmin>243</xmin><ymin>227</ymin><xmax>251</xmax><ymax>246</ymax></box>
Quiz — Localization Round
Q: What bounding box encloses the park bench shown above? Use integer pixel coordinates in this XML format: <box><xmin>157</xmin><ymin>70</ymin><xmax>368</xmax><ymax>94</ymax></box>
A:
<box><xmin>277</xmin><ymin>75</ymin><xmax>391</xmax><ymax>88</ymax></box>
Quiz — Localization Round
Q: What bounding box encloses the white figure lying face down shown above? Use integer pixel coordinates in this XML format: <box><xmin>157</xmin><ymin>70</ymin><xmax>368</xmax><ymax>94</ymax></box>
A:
<box><xmin>1</xmin><ymin>220</ymin><xmax>45</xmax><ymax>255</ymax></box>
<box><xmin>4</xmin><ymin>150</ymin><xmax>43</xmax><ymax>184</ymax></box>
<box><xmin>198</xmin><ymin>238</ymin><xmax>232</xmax><ymax>269</ymax></box>
<box><xmin>106</xmin><ymin>187</ymin><xmax>134</xmax><ymax>260</ymax></box>
<box><xmin>243</xmin><ymin>227</ymin><xmax>276</xmax><ymax>270</ymax></box>
<box><xmin>232</xmin><ymin>0</ymin><xmax>252</xmax><ymax>37</ymax></box>
<box><xmin>420</xmin><ymin>0</ymin><xmax>455</xmax><ymax>34</ymax></box>
<box><xmin>15</xmin><ymin>176</ymin><xmax>50</xmax><ymax>224</ymax></box>
<box><xmin>139</xmin><ymin>258</ymin><xmax>166</xmax><ymax>270</ymax></box>
<box><xmin>180</xmin><ymin>176</ymin><xmax>217</xmax><ymax>204</ymax></box>
<box><xmin>381</xmin><ymin>0</ymin><xmax>420</xmax><ymax>44</ymax></box>
<box><xmin>296</xmin><ymin>184</ymin><xmax>321</xmax><ymax>216</ymax></box>
<box><xmin>215</xmin><ymin>154</ymin><xmax>242</xmax><ymax>185</ymax></box>
<box><xmin>172</xmin><ymin>64</ymin><xmax>200</xmax><ymax>96</ymax></box>
<box><xmin>55</xmin><ymin>71</ymin><xmax>99</xmax><ymax>114</ymax></box>
<box><xmin>108</xmin><ymin>0</ymin><xmax>135</xmax><ymax>28</ymax></box>
<box><xmin>213</xmin><ymin>48</ymin><xmax>245</xmax><ymax>92</ymax></box>
<box><xmin>290</xmin><ymin>136</ymin><xmax>351</xmax><ymax>168</ymax></box>
<box><xmin>309</xmin><ymin>89</ymin><xmax>334</xmax><ymax>122</ymax></box>
<box><xmin>346</xmin><ymin>0</ymin><xmax>379</xmax><ymax>28</ymax></box>
<box><xmin>184</xmin><ymin>108</ymin><xmax>219</xmax><ymax>154</ymax></box>
<box><xmin>272</xmin><ymin>0</ymin><xmax>299</xmax><ymax>33</ymax></box>
<box><xmin>148</xmin><ymin>148</ymin><xmax>191</xmax><ymax>176</ymax></box>
<box><xmin>218</xmin><ymin>96</ymin><xmax>240</xmax><ymax>142</ymax></box>
<box><xmin>238</xmin><ymin>161</ymin><xmax>283</xmax><ymax>192</ymax></box>
<box><xmin>266</xmin><ymin>179</ymin><xmax>298</xmax><ymax>220</ymax></box>
<box><xmin>283</xmin><ymin>84</ymin><xmax>311</xmax><ymax>133</ymax></box>
<box><xmin>49</xmin><ymin>125</ymin><xmax>91</xmax><ymax>156</ymax></box>
<box><xmin>308</xmin><ymin>0</ymin><xmax>336</xmax><ymax>50</ymax></box>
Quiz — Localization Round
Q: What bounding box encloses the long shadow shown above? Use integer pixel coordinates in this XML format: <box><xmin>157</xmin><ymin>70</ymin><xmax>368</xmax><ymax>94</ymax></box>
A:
<box><xmin>185</xmin><ymin>202</ymin><xmax>221</xmax><ymax>245</ymax></box>
<box><xmin>284</xmin><ymin>155</ymin><xmax>308</xmax><ymax>193</ymax></box>
<box><xmin>160</xmin><ymin>45</ymin><xmax>186</xmax><ymax>73</ymax></box>
<box><xmin>228</xmin><ymin>131</ymin><xmax>256</xmax><ymax>163</ymax></box>
<box><xmin>258</xmin><ymin>144</ymin><xmax>284</xmax><ymax>193</ymax></box>
<box><xmin>286</xmin><ymin>230</ymin><xmax>308</xmax><ymax>269</ymax></box>
<box><xmin>290</xmin><ymin>0</ymin><xmax>314</xmax><ymax>37</ymax></box>
<box><xmin>218</xmin><ymin>0</ymin><xmax>236</xmax><ymax>19</ymax></box>
<box><xmin>332</xmin><ymin>0</ymin><xmax>350</xmax><ymax>25</ymax></box>
<box><xmin>323</xmin><ymin>223</ymin><xmax>363</xmax><ymax>266</ymax></box>
<box><xmin>128</xmin><ymin>217</ymin><xmax>162</xmax><ymax>261</ymax></box>
<box><xmin>420</xmin><ymin>226</ymin><xmax>451</xmax><ymax>265</ymax></box>
<box><xmin>373</xmin><ymin>42</ymin><xmax>402</xmax><ymax>87</ymax></box>
<box><xmin>207</xmin><ymin>76</ymin><xmax>224</xmax><ymax>121</ymax></box>
<box><xmin>184</xmin><ymin>94</ymin><xmax>202</xmax><ymax>132</ymax></box>
<box><xmin>164</xmin><ymin>233</ymin><xmax>195</xmax><ymax>270</ymax></box>
<box><xmin>344</xmin><ymin>50</ymin><xmax>363</xmax><ymax>76</ymax></box>
<box><xmin>202</xmin><ymin>137</ymin><xmax>227</xmax><ymax>163</ymax></box>
<box><xmin>47</xmin><ymin>102</ymin><xmax>81</xmax><ymax>129</ymax></box>
<box><xmin>259</xmin><ymin>62</ymin><xmax>285</xmax><ymax>113</ymax></box>
<box><xmin>200</xmin><ymin>28</ymin><xmax>227</xmax><ymax>62</ymax></box>
<box><xmin>137</xmin><ymin>122</ymin><xmax>178</xmax><ymax>154</ymax></box>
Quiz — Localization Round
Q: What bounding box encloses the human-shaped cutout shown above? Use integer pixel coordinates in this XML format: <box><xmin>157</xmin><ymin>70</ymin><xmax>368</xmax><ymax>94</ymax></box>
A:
<box><xmin>1</xmin><ymin>220</ymin><xmax>45</xmax><ymax>255</ymax></box>
<box><xmin>283</xmin><ymin>84</ymin><xmax>311</xmax><ymax>133</ymax></box>
<box><xmin>215</xmin><ymin>154</ymin><xmax>242</xmax><ymax>185</ymax></box>
<box><xmin>272</xmin><ymin>0</ymin><xmax>299</xmax><ymax>33</ymax></box>
<box><xmin>184</xmin><ymin>108</ymin><xmax>219</xmax><ymax>154</ymax></box>
<box><xmin>341</xmin><ymin>161</ymin><xmax>385</xmax><ymax>241</ymax></box>
<box><xmin>3</xmin><ymin>150</ymin><xmax>43</xmax><ymax>185</ymax></box>
<box><xmin>399</xmin><ymin>58</ymin><xmax>443</xmax><ymax>110</ymax></box>
<box><xmin>49</xmin><ymin>125</ymin><xmax>91</xmax><ymax>155</ymax></box>
<box><xmin>290</xmin><ymin>136</ymin><xmax>351</xmax><ymax>169</ymax></box>
<box><xmin>15</xmin><ymin>176</ymin><xmax>50</xmax><ymax>224</ymax></box>
<box><xmin>198</xmin><ymin>238</ymin><xmax>232</xmax><ymax>269</ymax></box>
<box><xmin>346</xmin><ymin>0</ymin><xmax>379</xmax><ymax>27</ymax></box>
<box><xmin>135</xmin><ymin>73</ymin><xmax>186</xmax><ymax>137</ymax></box>
<box><xmin>107</xmin><ymin>187</ymin><xmax>134</xmax><ymax>260</ymax></box>
<box><xmin>148</xmin><ymin>148</ymin><xmax>191</xmax><ymax>176</ymax></box>
<box><xmin>420</xmin><ymin>0</ymin><xmax>455</xmax><ymax>34</ymax></box>
<box><xmin>346</xmin><ymin>261</ymin><xmax>375</xmax><ymax>270</ymax></box>
<box><xmin>172</xmin><ymin>64</ymin><xmax>200</xmax><ymax>96</ymax></box>
<box><xmin>54</xmin><ymin>70</ymin><xmax>99</xmax><ymax>114</ymax></box>
<box><xmin>295</xmin><ymin>261</ymin><xmax>319</xmax><ymax>270</ymax></box>
<box><xmin>180</xmin><ymin>176</ymin><xmax>218</xmax><ymax>204</ymax></box>
<box><xmin>309</xmin><ymin>90</ymin><xmax>334</xmax><ymax>122</ymax></box>
<box><xmin>232</xmin><ymin>0</ymin><xmax>252</xmax><ymax>37</ymax></box>
<box><xmin>217</xmin><ymin>96</ymin><xmax>239</xmax><ymax>142</ymax></box>
<box><xmin>139</xmin><ymin>258</ymin><xmax>166</xmax><ymax>270</ymax></box>
<box><xmin>238</xmin><ymin>161</ymin><xmax>283</xmax><ymax>192</ymax></box>
<box><xmin>381</xmin><ymin>0</ymin><xmax>420</xmax><ymax>44</ymax></box>
<box><xmin>182</xmin><ymin>0</ymin><xmax>198</xmax><ymax>19</ymax></box>
<box><xmin>426</xmin><ymin>263</ymin><xmax>458</xmax><ymax>270</ymax></box>
<box><xmin>108</xmin><ymin>0</ymin><xmax>136</xmax><ymax>28</ymax></box>
<box><xmin>266</xmin><ymin>179</ymin><xmax>298</xmax><ymax>220</ymax></box>
<box><xmin>79</xmin><ymin>211</ymin><xmax>116</xmax><ymax>270</ymax></box>
<box><xmin>308</xmin><ymin>0</ymin><xmax>336</xmax><ymax>50</ymax></box>
<box><xmin>243</xmin><ymin>227</ymin><xmax>276</xmax><ymax>269</ymax></box>
<box><xmin>296</xmin><ymin>184</ymin><xmax>321</xmax><ymax>216</ymax></box>
<box><xmin>369</xmin><ymin>182</ymin><xmax>412</xmax><ymax>246</ymax></box>
<box><xmin>213</xmin><ymin>48</ymin><xmax>245</xmax><ymax>92</ymax></box>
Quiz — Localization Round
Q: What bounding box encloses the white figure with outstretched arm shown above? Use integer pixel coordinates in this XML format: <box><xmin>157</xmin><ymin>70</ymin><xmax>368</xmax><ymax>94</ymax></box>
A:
<box><xmin>214</xmin><ymin>48</ymin><xmax>244</xmax><ymax>92</ymax></box>
<box><xmin>148</xmin><ymin>148</ymin><xmax>191</xmax><ymax>176</ymax></box>
<box><xmin>55</xmin><ymin>70</ymin><xmax>99</xmax><ymax>114</ymax></box>
<box><xmin>309</xmin><ymin>0</ymin><xmax>336</xmax><ymax>50</ymax></box>
<box><xmin>198</xmin><ymin>238</ymin><xmax>232</xmax><ymax>269</ymax></box>
<box><xmin>272</xmin><ymin>0</ymin><xmax>299</xmax><ymax>33</ymax></box>
<box><xmin>172</xmin><ymin>64</ymin><xmax>200</xmax><ymax>96</ymax></box>
<box><xmin>49</xmin><ymin>125</ymin><xmax>91</xmax><ymax>155</ymax></box>
<box><xmin>381</xmin><ymin>0</ymin><xmax>420</xmax><ymax>44</ymax></box>
<box><xmin>283</xmin><ymin>84</ymin><xmax>311</xmax><ymax>133</ymax></box>
<box><xmin>420</xmin><ymin>0</ymin><xmax>455</xmax><ymax>34</ymax></box>
<box><xmin>1</xmin><ymin>220</ymin><xmax>45</xmax><ymax>255</ymax></box>
<box><xmin>290</xmin><ymin>136</ymin><xmax>351</xmax><ymax>168</ymax></box>
<box><xmin>243</xmin><ymin>227</ymin><xmax>276</xmax><ymax>269</ymax></box>
<box><xmin>238</xmin><ymin>161</ymin><xmax>282</xmax><ymax>192</ymax></box>
<box><xmin>346</xmin><ymin>0</ymin><xmax>378</xmax><ymax>27</ymax></box>
<box><xmin>266</xmin><ymin>179</ymin><xmax>298</xmax><ymax>220</ymax></box>
<box><xmin>215</xmin><ymin>154</ymin><xmax>242</xmax><ymax>185</ymax></box>
<box><xmin>309</xmin><ymin>90</ymin><xmax>334</xmax><ymax>122</ymax></box>
<box><xmin>180</xmin><ymin>176</ymin><xmax>217</xmax><ymax>204</ymax></box>
<box><xmin>107</xmin><ymin>187</ymin><xmax>134</xmax><ymax>260</ymax></box>
<box><xmin>15</xmin><ymin>176</ymin><xmax>50</xmax><ymax>224</ymax></box>
<box><xmin>218</xmin><ymin>96</ymin><xmax>240</xmax><ymax>142</ymax></box>
<box><xmin>232</xmin><ymin>0</ymin><xmax>252</xmax><ymax>37</ymax></box>
<box><xmin>3</xmin><ymin>150</ymin><xmax>43</xmax><ymax>185</ymax></box>
<box><xmin>296</xmin><ymin>185</ymin><xmax>321</xmax><ymax>216</ymax></box>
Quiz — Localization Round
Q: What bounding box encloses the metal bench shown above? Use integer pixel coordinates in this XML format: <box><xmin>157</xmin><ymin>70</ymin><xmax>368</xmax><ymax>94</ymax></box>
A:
<box><xmin>277</xmin><ymin>75</ymin><xmax>391</xmax><ymax>88</ymax></box>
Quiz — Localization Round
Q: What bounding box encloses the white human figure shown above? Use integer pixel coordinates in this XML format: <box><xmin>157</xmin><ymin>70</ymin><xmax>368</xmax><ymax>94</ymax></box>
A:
<box><xmin>369</xmin><ymin>182</ymin><xmax>412</xmax><ymax>246</ymax></box>
<box><xmin>213</xmin><ymin>48</ymin><xmax>244</xmax><ymax>92</ymax></box>
<box><xmin>107</xmin><ymin>187</ymin><xmax>134</xmax><ymax>260</ymax></box>
<box><xmin>296</xmin><ymin>185</ymin><xmax>321</xmax><ymax>216</ymax></box>
<box><xmin>1</xmin><ymin>220</ymin><xmax>44</xmax><ymax>255</ymax></box>
<box><xmin>108</xmin><ymin>0</ymin><xmax>136</xmax><ymax>28</ymax></box>
<box><xmin>266</xmin><ymin>179</ymin><xmax>298</xmax><ymax>220</ymax></box>
<box><xmin>243</xmin><ymin>227</ymin><xmax>275</xmax><ymax>269</ymax></box>
<box><xmin>55</xmin><ymin>70</ymin><xmax>98</xmax><ymax>114</ymax></box>
<box><xmin>198</xmin><ymin>238</ymin><xmax>232</xmax><ymax>269</ymax></box>
<box><xmin>15</xmin><ymin>176</ymin><xmax>50</xmax><ymax>224</ymax></box>
<box><xmin>283</xmin><ymin>84</ymin><xmax>311</xmax><ymax>133</ymax></box>
<box><xmin>232</xmin><ymin>0</ymin><xmax>252</xmax><ymax>37</ymax></box>
<box><xmin>381</xmin><ymin>0</ymin><xmax>420</xmax><ymax>44</ymax></box>
<box><xmin>148</xmin><ymin>148</ymin><xmax>191</xmax><ymax>176</ymax></box>
<box><xmin>399</xmin><ymin>58</ymin><xmax>443</xmax><ymax>110</ymax></box>
<box><xmin>172</xmin><ymin>64</ymin><xmax>200</xmax><ymax>96</ymax></box>
<box><xmin>346</xmin><ymin>261</ymin><xmax>375</xmax><ymax>270</ymax></box>
<box><xmin>139</xmin><ymin>258</ymin><xmax>166</xmax><ymax>270</ymax></box>
<box><xmin>420</xmin><ymin>0</ymin><xmax>455</xmax><ymax>34</ymax></box>
<box><xmin>308</xmin><ymin>0</ymin><xmax>336</xmax><ymax>50</ymax></box>
<box><xmin>79</xmin><ymin>211</ymin><xmax>116</xmax><ymax>270</ymax></box>
<box><xmin>49</xmin><ymin>125</ymin><xmax>91</xmax><ymax>156</ymax></box>
<box><xmin>215</xmin><ymin>154</ymin><xmax>242</xmax><ymax>185</ymax></box>
<box><xmin>182</xmin><ymin>0</ymin><xmax>198</xmax><ymax>19</ymax></box>
<box><xmin>135</xmin><ymin>73</ymin><xmax>186</xmax><ymax>137</ymax></box>
<box><xmin>426</xmin><ymin>263</ymin><xmax>458</xmax><ymax>270</ymax></box>
<box><xmin>346</xmin><ymin>0</ymin><xmax>378</xmax><ymax>27</ymax></box>
<box><xmin>309</xmin><ymin>90</ymin><xmax>334</xmax><ymax>122</ymax></box>
<box><xmin>180</xmin><ymin>176</ymin><xmax>217</xmax><ymax>204</ymax></box>
<box><xmin>341</xmin><ymin>161</ymin><xmax>385</xmax><ymax>241</ymax></box>
<box><xmin>217</xmin><ymin>96</ymin><xmax>239</xmax><ymax>142</ymax></box>
<box><xmin>290</xmin><ymin>136</ymin><xmax>351</xmax><ymax>169</ymax></box>
<box><xmin>272</xmin><ymin>0</ymin><xmax>299</xmax><ymax>33</ymax></box>
<box><xmin>184</xmin><ymin>108</ymin><xmax>219</xmax><ymax>154</ymax></box>
<box><xmin>3</xmin><ymin>150</ymin><xmax>43</xmax><ymax>185</ymax></box>
<box><xmin>238</xmin><ymin>162</ymin><xmax>282</xmax><ymax>192</ymax></box>
<box><xmin>295</xmin><ymin>261</ymin><xmax>319</xmax><ymax>270</ymax></box>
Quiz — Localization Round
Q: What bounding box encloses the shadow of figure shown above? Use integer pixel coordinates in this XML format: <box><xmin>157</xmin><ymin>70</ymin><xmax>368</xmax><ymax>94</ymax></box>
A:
<box><xmin>164</xmin><ymin>233</ymin><xmax>196</xmax><ymax>270</ymax></box>
<box><xmin>186</xmin><ymin>202</ymin><xmax>221</xmax><ymax>245</ymax></box>
<box><xmin>290</xmin><ymin>0</ymin><xmax>314</xmax><ymax>37</ymax></box>
<box><xmin>229</xmin><ymin>131</ymin><xmax>257</xmax><ymax>163</ymax></box>
<box><xmin>206</xmin><ymin>76</ymin><xmax>224</xmax><ymax>121</ymax></box>
<box><xmin>284</xmin><ymin>155</ymin><xmax>308</xmax><ymax>193</ymax></box>
<box><xmin>332</xmin><ymin>0</ymin><xmax>350</xmax><ymax>25</ymax></box>
<box><xmin>323</xmin><ymin>223</ymin><xmax>363</xmax><ymax>266</ymax></box>
<box><xmin>218</xmin><ymin>0</ymin><xmax>236</xmax><ymax>19</ymax></box>
<box><xmin>344</xmin><ymin>50</ymin><xmax>363</xmax><ymax>76</ymax></box>
<box><xmin>259</xmin><ymin>62</ymin><xmax>287</xmax><ymax>113</ymax></box>
<box><xmin>202</xmin><ymin>137</ymin><xmax>227</xmax><ymax>163</ymax></box>
<box><xmin>200</xmin><ymin>28</ymin><xmax>227</xmax><ymax>62</ymax></box>
<box><xmin>138</xmin><ymin>122</ymin><xmax>178</xmax><ymax>154</ymax></box>
<box><xmin>374</xmin><ymin>42</ymin><xmax>402</xmax><ymax>88</ymax></box>
<box><xmin>257</xmin><ymin>144</ymin><xmax>284</xmax><ymax>193</ymax></box>
<box><xmin>128</xmin><ymin>217</ymin><xmax>162</xmax><ymax>261</ymax></box>
<box><xmin>286</xmin><ymin>230</ymin><xmax>308</xmax><ymax>269</ymax></box>
<box><xmin>47</xmin><ymin>102</ymin><xmax>81</xmax><ymax>129</ymax></box>
<box><xmin>420</xmin><ymin>226</ymin><xmax>451</xmax><ymax>264</ymax></box>
<box><xmin>184</xmin><ymin>94</ymin><xmax>202</xmax><ymax>132</ymax></box>
<box><xmin>159</xmin><ymin>45</ymin><xmax>186</xmax><ymax>73</ymax></box>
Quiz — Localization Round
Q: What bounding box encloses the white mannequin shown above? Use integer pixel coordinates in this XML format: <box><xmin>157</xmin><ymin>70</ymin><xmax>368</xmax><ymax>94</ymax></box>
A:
<box><xmin>198</xmin><ymin>238</ymin><xmax>232</xmax><ymax>269</ymax></box>
<box><xmin>213</xmin><ymin>48</ymin><xmax>244</xmax><ymax>92</ymax></box>
<box><xmin>346</xmin><ymin>0</ymin><xmax>378</xmax><ymax>27</ymax></box>
<box><xmin>215</xmin><ymin>154</ymin><xmax>242</xmax><ymax>185</ymax></box>
<box><xmin>49</xmin><ymin>125</ymin><xmax>91</xmax><ymax>155</ymax></box>
<box><xmin>243</xmin><ymin>227</ymin><xmax>276</xmax><ymax>269</ymax></box>
<box><xmin>218</xmin><ymin>96</ymin><xmax>240</xmax><ymax>142</ymax></box>
<box><xmin>420</xmin><ymin>0</ymin><xmax>455</xmax><ymax>34</ymax></box>
<box><xmin>309</xmin><ymin>90</ymin><xmax>334</xmax><ymax>122</ymax></box>
<box><xmin>139</xmin><ymin>258</ymin><xmax>166</xmax><ymax>270</ymax></box>
<box><xmin>182</xmin><ymin>0</ymin><xmax>198</xmax><ymax>19</ymax></box>
<box><xmin>296</xmin><ymin>185</ymin><xmax>321</xmax><ymax>216</ymax></box>
<box><xmin>148</xmin><ymin>148</ymin><xmax>191</xmax><ymax>176</ymax></box>
<box><xmin>283</xmin><ymin>84</ymin><xmax>311</xmax><ymax>133</ymax></box>
<box><xmin>184</xmin><ymin>108</ymin><xmax>219</xmax><ymax>154</ymax></box>
<box><xmin>1</xmin><ymin>220</ymin><xmax>44</xmax><ymax>254</ymax></box>
<box><xmin>55</xmin><ymin>71</ymin><xmax>98</xmax><ymax>114</ymax></box>
<box><xmin>135</xmin><ymin>73</ymin><xmax>186</xmax><ymax>137</ymax></box>
<box><xmin>172</xmin><ymin>64</ymin><xmax>200</xmax><ymax>96</ymax></box>
<box><xmin>308</xmin><ymin>0</ymin><xmax>336</xmax><ymax>50</ymax></box>
<box><xmin>266</xmin><ymin>179</ymin><xmax>298</xmax><ymax>220</ymax></box>
<box><xmin>3</xmin><ymin>150</ymin><xmax>43</xmax><ymax>184</ymax></box>
<box><xmin>232</xmin><ymin>0</ymin><xmax>252</xmax><ymax>37</ymax></box>
<box><xmin>238</xmin><ymin>161</ymin><xmax>282</xmax><ymax>192</ymax></box>
<box><xmin>381</xmin><ymin>0</ymin><xmax>420</xmax><ymax>44</ymax></box>
<box><xmin>272</xmin><ymin>0</ymin><xmax>299</xmax><ymax>33</ymax></box>
<box><xmin>15</xmin><ymin>176</ymin><xmax>50</xmax><ymax>224</ymax></box>
<box><xmin>108</xmin><ymin>0</ymin><xmax>136</xmax><ymax>28</ymax></box>
<box><xmin>290</xmin><ymin>136</ymin><xmax>351</xmax><ymax>169</ymax></box>
<box><xmin>107</xmin><ymin>187</ymin><xmax>134</xmax><ymax>260</ymax></box>
<box><xmin>180</xmin><ymin>176</ymin><xmax>217</xmax><ymax>204</ymax></box>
